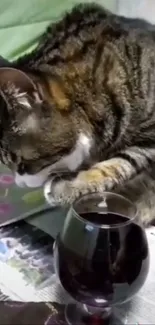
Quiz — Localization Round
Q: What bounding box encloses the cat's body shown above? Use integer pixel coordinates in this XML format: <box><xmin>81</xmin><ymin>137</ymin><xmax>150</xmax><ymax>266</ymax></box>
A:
<box><xmin>0</xmin><ymin>3</ymin><xmax>155</xmax><ymax>225</ymax></box>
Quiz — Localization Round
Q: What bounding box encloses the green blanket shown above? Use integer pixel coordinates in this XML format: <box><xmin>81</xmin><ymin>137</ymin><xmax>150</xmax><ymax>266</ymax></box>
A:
<box><xmin>0</xmin><ymin>0</ymin><xmax>117</xmax><ymax>60</ymax></box>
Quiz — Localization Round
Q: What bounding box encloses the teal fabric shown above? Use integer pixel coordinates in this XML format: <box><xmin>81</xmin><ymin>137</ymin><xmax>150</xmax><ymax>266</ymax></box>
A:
<box><xmin>0</xmin><ymin>0</ymin><xmax>117</xmax><ymax>60</ymax></box>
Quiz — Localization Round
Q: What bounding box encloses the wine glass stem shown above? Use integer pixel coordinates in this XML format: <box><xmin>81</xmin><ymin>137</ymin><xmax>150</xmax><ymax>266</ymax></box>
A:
<box><xmin>84</xmin><ymin>304</ymin><xmax>112</xmax><ymax>318</ymax></box>
<box><xmin>65</xmin><ymin>303</ymin><xmax>112</xmax><ymax>325</ymax></box>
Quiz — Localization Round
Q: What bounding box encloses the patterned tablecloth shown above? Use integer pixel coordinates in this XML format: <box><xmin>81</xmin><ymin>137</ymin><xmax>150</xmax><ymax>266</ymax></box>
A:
<box><xmin>0</xmin><ymin>163</ymin><xmax>68</xmax><ymax>323</ymax></box>
<box><xmin>0</xmin><ymin>220</ymin><xmax>114</xmax><ymax>325</ymax></box>
<box><xmin>0</xmin><ymin>220</ymin><xmax>69</xmax><ymax>325</ymax></box>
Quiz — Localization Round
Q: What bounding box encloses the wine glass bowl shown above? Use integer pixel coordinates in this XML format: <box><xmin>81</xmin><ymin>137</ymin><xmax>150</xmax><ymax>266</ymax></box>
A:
<box><xmin>54</xmin><ymin>192</ymin><xmax>150</xmax><ymax>324</ymax></box>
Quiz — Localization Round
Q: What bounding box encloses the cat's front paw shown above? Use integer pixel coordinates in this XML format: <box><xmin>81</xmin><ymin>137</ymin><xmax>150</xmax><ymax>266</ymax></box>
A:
<box><xmin>43</xmin><ymin>168</ymin><xmax>111</xmax><ymax>207</ymax></box>
<box><xmin>44</xmin><ymin>176</ymin><xmax>81</xmax><ymax>207</ymax></box>
<box><xmin>44</xmin><ymin>177</ymin><xmax>60</xmax><ymax>207</ymax></box>
<box><xmin>43</xmin><ymin>164</ymin><xmax>116</xmax><ymax>207</ymax></box>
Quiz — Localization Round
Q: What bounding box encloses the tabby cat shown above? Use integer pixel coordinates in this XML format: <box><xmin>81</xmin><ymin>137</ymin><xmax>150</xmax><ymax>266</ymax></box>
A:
<box><xmin>0</xmin><ymin>3</ymin><xmax>155</xmax><ymax>225</ymax></box>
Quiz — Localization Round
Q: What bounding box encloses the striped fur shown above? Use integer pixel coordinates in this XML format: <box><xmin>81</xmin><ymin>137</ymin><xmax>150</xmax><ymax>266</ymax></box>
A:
<box><xmin>1</xmin><ymin>4</ymin><xmax>155</xmax><ymax>225</ymax></box>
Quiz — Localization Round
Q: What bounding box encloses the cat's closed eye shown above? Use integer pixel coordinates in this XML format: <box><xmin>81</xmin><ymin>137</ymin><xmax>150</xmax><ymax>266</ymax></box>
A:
<box><xmin>17</xmin><ymin>160</ymin><xmax>46</xmax><ymax>175</ymax></box>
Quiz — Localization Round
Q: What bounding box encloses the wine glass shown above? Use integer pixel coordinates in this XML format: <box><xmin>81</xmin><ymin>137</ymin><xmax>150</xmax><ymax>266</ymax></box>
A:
<box><xmin>53</xmin><ymin>192</ymin><xmax>150</xmax><ymax>324</ymax></box>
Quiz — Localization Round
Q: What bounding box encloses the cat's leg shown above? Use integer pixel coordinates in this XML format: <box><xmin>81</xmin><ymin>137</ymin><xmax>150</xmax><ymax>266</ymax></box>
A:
<box><xmin>44</xmin><ymin>146</ymin><xmax>155</xmax><ymax>213</ymax></box>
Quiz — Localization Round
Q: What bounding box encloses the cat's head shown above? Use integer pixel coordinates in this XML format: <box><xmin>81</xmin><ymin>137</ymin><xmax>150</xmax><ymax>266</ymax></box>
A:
<box><xmin>0</xmin><ymin>68</ymin><xmax>92</xmax><ymax>188</ymax></box>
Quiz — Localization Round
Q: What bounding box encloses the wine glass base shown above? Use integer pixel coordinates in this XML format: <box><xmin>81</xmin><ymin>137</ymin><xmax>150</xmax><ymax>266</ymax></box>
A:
<box><xmin>65</xmin><ymin>303</ymin><xmax>114</xmax><ymax>325</ymax></box>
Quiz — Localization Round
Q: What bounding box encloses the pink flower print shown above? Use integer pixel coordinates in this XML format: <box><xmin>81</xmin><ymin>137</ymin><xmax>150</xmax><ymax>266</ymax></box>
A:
<box><xmin>0</xmin><ymin>174</ymin><xmax>14</xmax><ymax>186</ymax></box>
<box><xmin>0</xmin><ymin>203</ymin><xmax>12</xmax><ymax>215</ymax></box>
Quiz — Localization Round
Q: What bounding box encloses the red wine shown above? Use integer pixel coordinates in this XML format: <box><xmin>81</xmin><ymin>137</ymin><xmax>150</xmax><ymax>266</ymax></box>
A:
<box><xmin>54</xmin><ymin>212</ymin><xmax>149</xmax><ymax>308</ymax></box>
<box><xmin>80</xmin><ymin>211</ymin><xmax>131</xmax><ymax>225</ymax></box>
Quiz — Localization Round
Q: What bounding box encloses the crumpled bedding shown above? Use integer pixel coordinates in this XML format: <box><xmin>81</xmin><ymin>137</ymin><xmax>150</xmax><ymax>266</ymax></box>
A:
<box><xmin>0</xmin><ymin>0</ymin><xmax>117</xmax><ymax>60</ymax></box>
<box><xmin>0</xmin><ymin>0</ymin><xmax>71</xmax><ymax>60</ymax></box>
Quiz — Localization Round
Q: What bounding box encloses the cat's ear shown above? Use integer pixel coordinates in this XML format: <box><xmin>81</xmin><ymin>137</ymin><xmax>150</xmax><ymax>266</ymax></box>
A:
<box><xmin>0</xmin><ymin>68</ymin><xmax>43</xmax><ymax>134</ymax></box>
<box><xmin>0</xmin><ymin>67</ymin><xmax>42</xmax><ymax>109</ymax></box>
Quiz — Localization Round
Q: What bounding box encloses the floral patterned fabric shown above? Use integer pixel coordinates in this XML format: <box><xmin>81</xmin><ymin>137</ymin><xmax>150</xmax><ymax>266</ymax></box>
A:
<box><xmin>0</xmin><ymin>161</ymin><xmax>47</xmax><ymax>227</ymax></box>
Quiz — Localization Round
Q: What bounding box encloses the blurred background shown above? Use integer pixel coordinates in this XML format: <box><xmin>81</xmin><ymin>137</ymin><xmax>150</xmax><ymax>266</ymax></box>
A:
<box><xmin>0</xmin><ymin>0</ymin><xmax>154</xmax><ymax>61</ymax></box>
